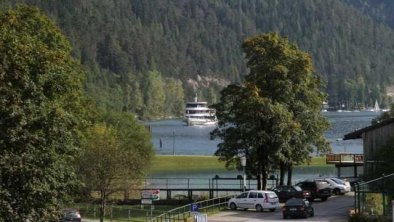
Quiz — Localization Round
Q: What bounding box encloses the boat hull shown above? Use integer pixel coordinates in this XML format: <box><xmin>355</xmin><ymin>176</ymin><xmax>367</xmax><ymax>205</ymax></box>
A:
<box><xmin>185</xmin><ymin>118</ymin><xmax>217</xmax><ymax>126</ymax></box>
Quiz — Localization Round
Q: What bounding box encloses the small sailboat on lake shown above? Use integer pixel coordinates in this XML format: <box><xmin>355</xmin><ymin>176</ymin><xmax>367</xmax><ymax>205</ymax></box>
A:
<box><xmin>367</xmin><ymin>100</ymin><xmax>380</xmax><ymax>112</ymax></box>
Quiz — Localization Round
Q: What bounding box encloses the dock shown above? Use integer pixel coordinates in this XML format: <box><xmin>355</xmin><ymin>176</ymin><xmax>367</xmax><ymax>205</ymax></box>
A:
<box><xmin>326</xmin><ymin>153</ymin><xmax>364</xmax><ymax>178</ymax></box>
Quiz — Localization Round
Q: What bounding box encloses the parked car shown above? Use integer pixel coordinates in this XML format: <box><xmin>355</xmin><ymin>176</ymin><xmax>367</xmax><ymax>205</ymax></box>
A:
<box><xmin>228</xmin><ymin>190</ymin><xmax>280</xmax><ymax>212</ymax></box>
<box><xmin>316</xmin><ymin>178</ymin><xmax>351</xmax><ymax>195</ymax></box>
<box><xmin>60</xmin><ymin>208</ymin><xmax>81</xmax><ymax>222</ymax></box>
<box><xmin>271</xmin><ymin>185</ymin><xmax>311</xmax><ymax>202</ymax></box>
<box><xmin>330</xmin><ymin>178</ymin><xmax>351</xmax><ymax>192</ymax></box>
<box><xmin>282</xmin><ymin>198</ymin><xmax>314</xmax><ymax>219</ymax></box>
<box><xmin>296</xmin><ymin>179</ymin><xmax>332</xmax><ymax>201</ymax></box>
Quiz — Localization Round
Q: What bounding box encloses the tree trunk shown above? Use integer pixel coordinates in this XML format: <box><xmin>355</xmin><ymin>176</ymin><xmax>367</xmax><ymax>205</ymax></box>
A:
<box><xmin>257</xmin><ymin>173</ymin><xmax>262</xmax><ymax>190</ymax></box>
<box><xmin>100</xmin><ymin>190</ymin><xmax>106</xmax><ymax>222</ymax></box>
<box><xmin>261</xmin><ymin>164</ymin><xmax>268</xmax><ymax>190</ymax></box>
<box><xmin>262</xmin><ymin>164</ymin><xmax>268</xmax><ymax>190</ymax></box>
<box><xmin>262</xmin><ymin>171</ymin><xmax>268</xmax><ymax>190</ymax></box>
<box><xmin>124</xmin><ymin>188</ymin><xmax>129</xmax><ymax>201</ymax></box>
<box><xmin>286</xmin><ymin>165</ymin><xmax>293</xmax><ymax>186</ymax></box>
<box><xmin>279</xmin><ymin>161</ymin><xmax>285</xmax><ymax>185</ymax></box>
<box><xmin>257</xmin><ymin>155</ymin><xmax>263</xmax><ymax>190</ymax></box>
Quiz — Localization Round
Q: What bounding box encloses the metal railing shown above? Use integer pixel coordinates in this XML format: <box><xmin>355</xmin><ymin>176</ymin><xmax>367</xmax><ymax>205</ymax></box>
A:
<box><xmin>354</xmin><ymin>173</ymin><xmax>394</xmax><ymax>217</ymax></box>
<box><xmin>326</xmin><ymin>153</ymin><xmax>364</xmax><ymax>164</ymax></box>
<box><xmin>151</xmin><ymin>195</ymin><xmax>231</xmax><ymax>222</ymax></box>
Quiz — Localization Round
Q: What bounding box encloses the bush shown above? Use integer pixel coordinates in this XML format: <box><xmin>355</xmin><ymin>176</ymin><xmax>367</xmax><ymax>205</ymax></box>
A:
<box><xmin>348</xmin><ymin>213</ymin><xmax>391</xmax><ymax>222</ymax></box>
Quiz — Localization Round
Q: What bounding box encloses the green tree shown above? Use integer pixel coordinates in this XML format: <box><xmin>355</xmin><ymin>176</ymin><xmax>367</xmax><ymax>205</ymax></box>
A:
<box><xmin>78</xmin><ymin>112</ymin><xmax>153</xmax><ymax>222</ymax></box>
<box><xmin>142</xmin><ymin>70</ymin><xmax>166</xmax><ymax>119</ymax></box>
<box><xmin>78</xmin><ymin>124</ymin><xmax>122</xmax><ymax>222</ymax></box>
<box><xmin>126</xmin><ymin>79</ymin><xmax>144</xmax><ymax>115</ymax></box>
<box><xmin>212</xmin><ymin>33</ymin><xmax>330</xmax><ymax>189</ymax></box>
<box><xmin>0</xmin><ymin>5</ymin><xmax>85</xmax><ymax>221</ymax></box>
<box><xmin>372</xmin><ymin>103</ymin><xmax>394</xmax><ymax>124</ymax></box>
<box><xmin>164</xmin><ymin>78</ymin><xmax>184</xmax><ymax>117</ymax></box>
<box><xmin>212</xmin><ymin>83</ymin><xmax>297</xmax><ymax>189</ymax></box>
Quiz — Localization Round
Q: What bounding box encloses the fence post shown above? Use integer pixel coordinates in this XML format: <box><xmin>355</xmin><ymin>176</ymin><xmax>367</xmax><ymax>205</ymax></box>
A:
<box><xmin>382</xmin><ymin>176</ymin><xmax>386</xmax><ymax>216</ymax></box>
<box><xmin>110</xmin><ymin>205</ymin><xmax>113</xmax><ymax>222</ymax></box>
<box><xmin>357</xmin><ymin>183</ymin><xmax>361</xmax><ymax>213</ymax></box>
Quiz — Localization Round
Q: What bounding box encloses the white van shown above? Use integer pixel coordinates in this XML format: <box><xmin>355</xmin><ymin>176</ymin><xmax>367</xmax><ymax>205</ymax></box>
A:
<box><xmin>228</xmin><ymin>190</ymin><xmax>280</xmax><ymax>212</ymax></box>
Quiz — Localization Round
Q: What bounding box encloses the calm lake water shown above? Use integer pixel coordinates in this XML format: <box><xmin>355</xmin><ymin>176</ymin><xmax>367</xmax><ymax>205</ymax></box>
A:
<box><xmin>146</xmin><ymin>111</ymin><xmax>380</xmax><ymax>181</ymax></box>
<box><xmin>147</xmin><ymin>111</ymin><xmax>379</xmax><ymax>156</ymax></box>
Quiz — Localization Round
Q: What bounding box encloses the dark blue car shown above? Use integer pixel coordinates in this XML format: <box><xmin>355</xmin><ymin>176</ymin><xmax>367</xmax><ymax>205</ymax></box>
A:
<box><xmin>282</xmin><ymin>198</ymin><xmax>314</xmax><ymax>219</ymax></box>
<box><xmin>60</xmin><ymin>208</ymin><xmax>81</xmax><ymax>222</ymax></box>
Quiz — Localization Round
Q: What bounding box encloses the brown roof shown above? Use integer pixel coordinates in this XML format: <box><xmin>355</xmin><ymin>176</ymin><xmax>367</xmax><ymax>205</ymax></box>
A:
<box><xmin>343</xmin><ymin>117</ymin><xmax>394</xmax><ymax>140</ymax></box>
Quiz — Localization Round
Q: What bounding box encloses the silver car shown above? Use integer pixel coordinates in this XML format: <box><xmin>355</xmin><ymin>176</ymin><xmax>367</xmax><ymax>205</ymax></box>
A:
<box><xmin>228</xmin><ymin>190</ymin><xmax>280</xmax><ymax>212</ymax></box>
<box><xmin>316</xmin><ymin>178</ymin><xmax>351</xmax><ymax>195</ymax></box>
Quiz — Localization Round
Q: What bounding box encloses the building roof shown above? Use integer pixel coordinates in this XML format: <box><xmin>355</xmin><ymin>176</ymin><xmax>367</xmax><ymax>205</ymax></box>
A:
<box><xmin>343</xmin><ymin>117</ymin><xmax>394</xmax><ymax>140</ymax></box>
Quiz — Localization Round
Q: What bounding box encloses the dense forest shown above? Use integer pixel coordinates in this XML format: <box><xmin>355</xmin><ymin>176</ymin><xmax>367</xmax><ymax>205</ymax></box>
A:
<box><xmin>343</xmin><ymin>0</ymin><xmax>394</xmax><ymax>29</ymax></box>
<box><xmin>2</xmin><ymin>0</ymin><xmax>394</xmax><ymax>119</ymax></box>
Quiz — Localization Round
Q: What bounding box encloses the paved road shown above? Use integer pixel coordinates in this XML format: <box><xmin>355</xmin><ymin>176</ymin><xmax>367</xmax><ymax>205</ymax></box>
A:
<box><xmin>208</xmin><ymin>192</ymin><xmax>354</xmax><ymax>222</ymax></box>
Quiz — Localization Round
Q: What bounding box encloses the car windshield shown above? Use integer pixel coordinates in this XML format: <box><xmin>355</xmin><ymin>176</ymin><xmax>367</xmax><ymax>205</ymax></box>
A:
<box><xmin>316</xmin><ymin>181</ymin><xmax>329</xmax><ymax>189</ymax></box>
<box><xmin>298</xmin><ymin>182</ymin><xmax>314</xmax><ymax>188</ymax></box>
<box><xmin>267</xmin><ymin>192</ymin><xmax>277</xmax><ymax>198</ymax></box>
<box><xmin>63</xmin><ymin>209</ymin><xmax>80</xmax><ymax>219</ymax></box>
<box><xmin>285</xmin><ymin>198</ymin><xmax>303</xmax><ymax>206</ymax></box>
<box><xmin>331</xmin><ymin>178</ymin><xmax>345</xmax><ymax>185</ymax></box>
<box><xmin>294</xmin><ymin>186</ymin><xmax>302</xmax><ymax>191</ymax></box>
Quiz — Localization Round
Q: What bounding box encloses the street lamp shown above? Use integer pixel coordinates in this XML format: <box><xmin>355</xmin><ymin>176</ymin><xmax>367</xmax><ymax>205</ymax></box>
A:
<box><xmin>240</xmin><ymin>156</ymin><xmax>246</xmax><ymax>192</ymax></box>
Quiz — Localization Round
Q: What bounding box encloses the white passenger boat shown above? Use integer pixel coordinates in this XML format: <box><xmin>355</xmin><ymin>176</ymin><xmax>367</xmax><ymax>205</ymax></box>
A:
<box><xmin>184</xmin><ymin>95</ymin><xmax>217</xmax><ymax>126</ymax></box>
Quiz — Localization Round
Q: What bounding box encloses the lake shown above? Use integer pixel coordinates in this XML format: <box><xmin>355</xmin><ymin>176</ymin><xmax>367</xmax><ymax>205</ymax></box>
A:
<box><xmin>147</xmin><ymin>111</ymin><xmax>380</xmax><ymax>156</ymax></box>
<box><xmin>146</xmin><ymin>111</ymin><xmax>379</xmax><ymax>181</ymax></box>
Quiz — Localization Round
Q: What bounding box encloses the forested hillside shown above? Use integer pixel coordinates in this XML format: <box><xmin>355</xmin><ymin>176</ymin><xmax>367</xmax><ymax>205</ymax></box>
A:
<box><xmin>2</xmin><ymin>0</ymin><xmax>394</xmax><ymax>119</ymax></box>
<box><xmin>343</xmin><ymin>0</ymin><xmax>394</xmax><ymax>29</ymax></box>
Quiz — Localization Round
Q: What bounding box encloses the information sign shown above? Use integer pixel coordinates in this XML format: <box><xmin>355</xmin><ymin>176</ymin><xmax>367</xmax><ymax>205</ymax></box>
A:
<box><xmin>190</xmin><ymin>203</ymin><xmax>199</xmax><ymax>212</ymax></box>
<box><xmin>194</xmin><ymin>213</ymin><xmax>207</xmax><ymax>222</ymax></box>
<box><xmin>141</xmin><ymin>199</ymin><xmax>153</xmax><ymax>205</ymax></box>
<box><xmin>140</xmin><ymin>189</ymin><xmax>160</xmax><ymax>201</ymax></box>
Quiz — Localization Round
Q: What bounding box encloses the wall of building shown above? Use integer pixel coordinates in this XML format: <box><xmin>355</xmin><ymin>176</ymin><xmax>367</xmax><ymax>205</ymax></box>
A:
<box><xmin>362</xmin><ymin>122</ymin><xmax>394</xmax><ymax>179</ymax></box>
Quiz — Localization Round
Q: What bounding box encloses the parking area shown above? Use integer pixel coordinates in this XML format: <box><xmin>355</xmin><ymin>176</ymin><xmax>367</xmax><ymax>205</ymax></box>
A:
<box><xmin>208</xmin><ymin>192</ymin><xmax>354</xmax><ymax>222</ymax></box>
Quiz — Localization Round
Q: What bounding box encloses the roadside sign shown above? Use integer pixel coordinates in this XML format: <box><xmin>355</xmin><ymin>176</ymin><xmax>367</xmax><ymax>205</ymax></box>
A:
<box><xmin>140</xmin><ymin>189</ymin><xmax>160</xmax><ymax>201</ymax></box>
<box><xmin>194</xmin><ymin>213</ymin><xmax>207</xmax><ymax>222</ymax></box>
<box><xmin>151</xmin><ymin>189</ymin><xmax>160</xmax><ymax>201</ymax></box>
<box><xmin>141</xmin><ymin>190</ymin><xmax>152</xmax><ymax>199</ymax></box>
<box><xmin>190</xmin><ymin>203</ymin><xmax>199</xmax><ymax>212</ymax></box>
<box><xmin>141</xmin><ymin>199</ymin><xmax>153</xmax><ymax>205</ymax></box>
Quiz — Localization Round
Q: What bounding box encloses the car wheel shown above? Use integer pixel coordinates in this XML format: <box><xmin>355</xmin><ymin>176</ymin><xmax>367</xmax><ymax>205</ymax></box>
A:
<box><xmin>310</xmin><ymin>209</ymin><xmax>314</xmax><ymax>217</ymax></box>
<box><xmin>255</xmin><ymin>204</ymin><xmax>263</xmax><ymax>212</ymax></box>
<box><xmin>321</xmin><ymin>196</ymin><xmax>328</xmax><ymax>201</ymax></box>
<box><xmin>283</xmin><ymin>214</ymin><xmax>288</xmax><ymax>219</ymax></box>
<box><xmin>304</xmin><ymin>212</ymin><xmax>308</xmax><ymax>218</ymax></box>
<box><xmin>229</xmin><ymin>202</ymin><xmax>237</xmax><ymax>210</ymax></box>
<box><xmin>269</xmin><ymin>208</ymin><xmax>275</xmax><ymax>212</ymax></box>
<box><xmin>333</xmin><ymin>188</ymin><xmax>340</xmax><ymax>195</ymax></box>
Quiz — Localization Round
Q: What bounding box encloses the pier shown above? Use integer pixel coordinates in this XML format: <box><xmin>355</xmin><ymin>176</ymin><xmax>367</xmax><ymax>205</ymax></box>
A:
<box><xmin>326</xmin><ymin>153</ymin><xmax>364</xmax><ymax>178</ymax></box>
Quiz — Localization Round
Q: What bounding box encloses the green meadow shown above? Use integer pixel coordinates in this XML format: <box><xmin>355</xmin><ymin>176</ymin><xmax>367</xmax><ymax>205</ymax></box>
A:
<box><xmin>150</xmin><ymin>155</ymin><xmax>328</xmax><ymax>174</ymax></box>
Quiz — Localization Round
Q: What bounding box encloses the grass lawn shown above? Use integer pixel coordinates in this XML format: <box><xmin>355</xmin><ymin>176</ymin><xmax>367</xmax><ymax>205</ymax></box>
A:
<box><xmin>74</xmin><ymin>203</ymin><xmax>183</xmax><ymax>222</ymax></box>
<box><xmin>151</xmin><ymin>155</ymin><xmax>328</xmax><ymax>174</ymax></box>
